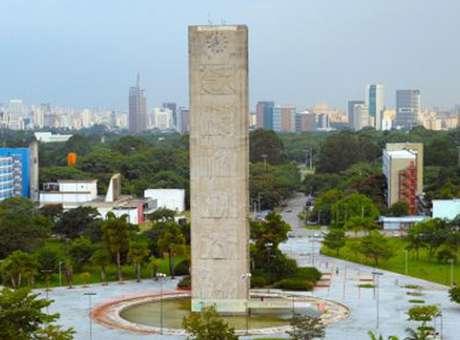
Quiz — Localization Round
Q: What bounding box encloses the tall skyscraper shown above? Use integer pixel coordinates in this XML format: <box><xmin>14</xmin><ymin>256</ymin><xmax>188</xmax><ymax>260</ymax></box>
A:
<box><xmin>256</xmin><ymin>101</ymin><xmax>274</xmax><ymax>130</ymax></box>
<box><xmin>178</xmin><ymin>106</ymin><xmax>190</xmax><ymax>134</ymax></box>
<box><xmin>395</xmin><ymin>90</ymin><xmax>421</xmax><ymax>130</ymax></box>
<box><xmin>273</xmin><ymin>105</ymin><xmax>296</xmax><ymax>132</ymax></box>
<box><xmin>347</xmin><ymin>100</ymin><xmax>365</xmax><ymax>128</ymax></box>
<box><xmin>366</xmin><ymin>84</ymin><xmax>384</xmax><ymax>130</ymax></box>
<box><xmin>128</xmin><ymin>73</ymin><xmax>147</xmax><ymax>134</ymax></box>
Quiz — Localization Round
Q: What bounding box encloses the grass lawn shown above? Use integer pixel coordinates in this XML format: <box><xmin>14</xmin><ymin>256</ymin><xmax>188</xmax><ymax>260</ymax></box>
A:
<box><xmin>321</xmin><ymin>237</ymin><xmax>459</xmax><ymax>286</ymax></box>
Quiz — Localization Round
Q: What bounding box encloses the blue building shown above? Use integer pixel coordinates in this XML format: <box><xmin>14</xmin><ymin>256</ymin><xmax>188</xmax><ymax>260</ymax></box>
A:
<box><xmin>0</xmin><ymin>148</ymin><xmax>31</xmax><ymax>199</ymax></box>
<box><xmin>256</xmin><ymin>101</ymin><xmax>274</xmax><ymax>130</ymax></box>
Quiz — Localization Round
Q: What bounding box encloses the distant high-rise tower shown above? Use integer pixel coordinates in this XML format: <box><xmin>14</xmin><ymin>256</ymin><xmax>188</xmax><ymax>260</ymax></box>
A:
<box><xmin>395</xmin><ymin>90</ymin><xmax>421</xmax><ymax>130</ymax></box>
<box><xmin>366</xmin><ymin>84</ymin><xmax>384</xmax><ymax>130</ymax></box>
<box><xmin>256</xmin><ymin>101</ymin><xmax>274</xmax><ymax>129</ymax></box>
<box><xmin>347</xmin><ymin>100</ymin><xmax>365</xmax><ymax>129</ymax></box>
<box><xmin>162</xmin><ymin>102</ymin><xmax>177</xmax><ymax>130</ymax></box>
<box><xmin>128</xmin><ymin>73</ymin><xmax>147</xmax><ymax>134</ymax></box>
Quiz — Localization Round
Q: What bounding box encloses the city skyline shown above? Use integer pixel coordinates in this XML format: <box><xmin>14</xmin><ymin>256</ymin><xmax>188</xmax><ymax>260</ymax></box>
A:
<box><xmin>1</xmin><ymin>0</ymin><xmax>459</xmax><ymax>109</ymax></box>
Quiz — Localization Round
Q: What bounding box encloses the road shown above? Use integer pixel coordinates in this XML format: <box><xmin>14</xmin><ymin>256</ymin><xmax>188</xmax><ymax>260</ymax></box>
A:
<box><xmin>278</xmin><ymin>193</ymin><xmax>459</xmax><ymax>340</ymax></box>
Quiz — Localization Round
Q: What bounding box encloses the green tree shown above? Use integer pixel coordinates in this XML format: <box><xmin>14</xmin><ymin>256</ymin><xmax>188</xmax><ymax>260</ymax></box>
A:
<box><xmin>387</xmin><ymin>201</ymin><xmax>409</xmax><ymax>217</ymax></box>
<box><xmin>344</xmin><ymin>216</ymin><xmax>378</xmax><ymax>235</ymax></box>
<box><xmin>358</xmin><ymin>231</ymin><xmax>394</xmax><ymax>266</ymax></box>
<box><xmin>407</xmin><ymin>305</ymin><xmax>439</xmax><ymax>335</ymax></box>
<box><xmin>415</xmin><ymin>219</ymin><xmax>448</xmax><ymax>257</ymax></box>
<box><xmin>312</xmin><ymin>189</ymin><xmax>343</xmax><ymax>225</ymax></box>
<box><xmin>367</xmin><ymin>331</ymin><xmax>399</xmax><ymax>340</ymax></box>
<box><xmin>67</xmin><ymin>237</ymin><xmax>94</xmax><ymax>271</ymax></box>
<box><xmin>250</xmin><ymin>211</ymin><xmax>291</xmax><ymax>249</ymax></box>
<box><xmin>322</xmin><ymin>229</ymin><xmax>346</xmax><ymax>256</ymax></box>
<box><xmin>128</xmin><ymin>241</ymin><xmax>150</xmax><ymax>282</ymax></box>
<box><xmin>0</xmin><ymin>197</ymin><xmax>51</xmax><ymax>258</ymax></box>
<box><xmin>0</xmin><ymin>288</ymin><xmax>74</xmax><ymax>340</ymax></box>
<box><xmin>90</xmin><ymin>247</ymin><xmax>111</xmax><ymax>285</ymax></box>
<box><xmin>148</xmin><ymin>207</ymin><xmax>176</xmax><ymax>222</ymax></box>
<box><xmin>35</xmin><ymin>244</ymin><xmax>64</xmax><ymax>273</ymax></box>
<box><xmin>316</xmin><ymin>131</ymin><xmax>379</xmax><ymax>174</ymax></box>
<box><xmin>182</xmin><ymin>305</ymin><xmax>238</xmax><ymax>340</ymax></box>
<box><xmin>157</xmin><ymin>222</ymin><xmax>186</xmax><ymax>278</ymax></box>
<box><xmin>404</xmin><ymin>327</ymin><xmax>430</xmax><ymax>340</ymax></box>
<box><xmin>405</xmin><ymin>224</ymin><xmax>426</xmax><ymax>260</ymax></box>
<box><xmin>101</xmin><ymin>213</ymin><xmax>130</xmax><ymax>282</ymax></box>
<box><xmin>449</xmin><ymin>286</ymin><xmax>460</xmax><ymax>304</ymax></box>
<box><xmin>287</xmin><ymin>315</ymin><xmax>326</xmax><ymax>340</ymax></box>
<box><xmin>250</xmin><ymin>128</ymin><xmax>285</xmax><ymax>165</ymax></box>
<box><xmin>148</xmin><ymin>257</ymin><xmax>161</xmax><ymax>279</ymax></box>
<box><xmin>332</xmin><ymin>193</ymin><xmax>380</xmax><ymax>227</ymax></box>
<box><xmin>0</xmin><ymin>251</ymin><xmax>38</xmax><ymax>288</ymax></box>
<box><xmin>54</xmin><ymin>206</ymin><xmax>101</xmax><ymax>240</ymax></box>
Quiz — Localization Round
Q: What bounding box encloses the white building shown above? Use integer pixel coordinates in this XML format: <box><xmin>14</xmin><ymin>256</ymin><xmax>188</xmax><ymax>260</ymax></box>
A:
<box><xmin>34</xmin><ymin>132</ymin><xmax>73</xmax><ymax>143</ymax></box>
<box><xmin>144</xmin><ymin>188</ymin><xmax>185</xmax><ymax>212</ymax></box>
<box><xmin>432</xmin><ymin>199</ymin><xmax>460</xmax><ymax>220</ymax></box>
<box><xmin>40</xmin><ymin>175</ymin><xmax>156</xmax><ymax>224</ymax></box>
<box><xmin>153</xmin><ymin>108</ymin><xmax>173</xmax><ymax>130</ymax></box>
<box><xmin>40</xmin><ymin>180</ymin><xmax>98</xmax><ymax>208</ymax></box>
<box><xmin>352</xmin><ymin>104</ymin><xmax>370</xmax><ymax>131</ymax></box>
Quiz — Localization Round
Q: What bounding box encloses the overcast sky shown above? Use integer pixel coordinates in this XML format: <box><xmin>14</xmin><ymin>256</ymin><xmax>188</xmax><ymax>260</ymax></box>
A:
<box><xmin>1</xmin><ymin>0</ymin><xmax>459</xmax><ymax>110</ymax></box>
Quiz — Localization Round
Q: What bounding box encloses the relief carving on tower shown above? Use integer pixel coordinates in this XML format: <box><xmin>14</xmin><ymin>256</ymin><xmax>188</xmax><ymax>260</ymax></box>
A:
<box><xmin>199</xmin><ymin>65</ymin><xmax>236</xmax><ymax>95</ymax></box>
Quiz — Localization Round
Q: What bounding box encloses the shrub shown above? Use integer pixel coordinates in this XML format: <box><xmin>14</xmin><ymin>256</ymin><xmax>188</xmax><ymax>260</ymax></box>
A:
<box><xmin>409</xmin><ymin>299</ymin><xmax>426</xmax><ymax>304</ymax></box>
<box><xmin>177</xmin><ymin>276</ymin><xmax>191</xmax><ymax>290</ymax></box>
<box><xmin>250</xmin><ymin>275</ymin><xmax>268</xmax><ymax>288</ymax></box>
<box><xmin>294</xmin><ymin>267</ymin><xmax>322</xmax><ymax>282</ymax></box>
<box><xmin>436</xmin><ymin>247</ymin><xmax>457</xmax><ymax>264</ymax></box>
<box><xmin>404</xmin><ymin>284</ymin><xmax>422</xmax><ymax>290</ymax></box>
<box><xmin>273</xmin><ymin>278</ymin><xmax>314</xmax><ymax>291</ymax></box>
<box><xmin>449</xmin><ymin>286</ymin><xmax>460</xmax><ymax>304</ymax></box>
<box><xmin>174</xmin><ymin>260</ymin><xmax>190</xmax><ymax>276</ymax></box>
<box><xmin>406</xmin><ymin>292</ymin><xmax>424</xmax><ymax>297</ymax></box>
<box><xmin>358</xmin><ymin>284</ymin><xmax>375</xmax><ymax>288</ymax></box>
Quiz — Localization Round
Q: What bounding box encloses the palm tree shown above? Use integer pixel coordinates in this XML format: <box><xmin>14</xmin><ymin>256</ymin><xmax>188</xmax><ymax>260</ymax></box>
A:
<box><xmin>63</xmin><ymin>258</ymin><xmax>74</xmax><ymax>289</ymax></box>
<box><xmin>148</xmin><ymin>257</ymin><xmax>161</xmax><ymax>279</ymax></box>
<box><xmin>90</xmin><ymin>247</ymin><xmax>111</xmax><ymax>285</ymax></box>
<box><xmin>157</xmin><ymin>222</ymin><xmax>185</xmax><ymax>278</ymax></box>
<box><xmin>0</xmin><ymin>251</ymin><xmax>37</xmax><ymax>288</ymax></box>
<box><xmin>404</xmin><ymin>327</ymin><xmax>430</xmax><ymax>340</ymax></box>
<box><xmin>101</xmin><ymin>213</ymin><xmax>130</xmax><ymax>282</ymax></box>
<box><xmin>368</xmin><ymin>331</ymin><xmax>399</xmax><ymax>340</ymax></box>
<box><xmin>128</xmin><ymin>241</ymin><xmax>150</xmax><ymax>282</ymax></box>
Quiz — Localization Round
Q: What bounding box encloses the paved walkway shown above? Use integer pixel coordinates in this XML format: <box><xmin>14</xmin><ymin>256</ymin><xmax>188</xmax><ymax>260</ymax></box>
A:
<box><xmin>44</xmin><ymin>193</ymin><xmax>460</xmax><ymax>339</ymax></box>
<box><xmin>278</xmin><ymin>193</ymin><xmax>459</xmax><ymax>340</ymax></box>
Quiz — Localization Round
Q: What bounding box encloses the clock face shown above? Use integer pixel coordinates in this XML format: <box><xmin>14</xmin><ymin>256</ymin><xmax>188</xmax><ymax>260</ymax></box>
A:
<box><xmin>205</xmin><ymin>32</ymin><xmax>228</xmax><ymax>55</ymax></box>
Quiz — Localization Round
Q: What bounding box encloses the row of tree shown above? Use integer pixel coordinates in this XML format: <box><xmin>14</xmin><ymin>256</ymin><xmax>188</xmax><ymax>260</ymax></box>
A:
<box><xmin>0</xmin><ymin>198</ymin><xmax>190</xmax><ymax>288</ymax></box>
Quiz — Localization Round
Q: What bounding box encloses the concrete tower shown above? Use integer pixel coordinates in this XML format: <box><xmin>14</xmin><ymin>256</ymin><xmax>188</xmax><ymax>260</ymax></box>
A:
<box><xmin>189</xmin><ymin>25</ymin><xmax>249</xmax><ymax>313</ymax></box>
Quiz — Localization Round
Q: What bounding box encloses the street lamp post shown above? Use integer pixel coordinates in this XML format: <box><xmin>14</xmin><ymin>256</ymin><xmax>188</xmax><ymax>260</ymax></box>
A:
<box><xmin>404</xmin><ymin>250</ymin><xmax>408</xmax><ymax>276</ymax></box>
<box><xmin>83</xmin><ymin>292</ymin><xmax>97</xmax><ymax>340</ymax></box>
<box><xmin>156</xmin><ymin>272</ymin><xmax>167</xmax><ymax>335</ymax></box>
<box><xmin>41</xmin><ymin>269</ymin><xmax>53</xmax><ymax>313</ymax></box>
<box><xmin>58</xmin><ymin>261</ymin><xmax>63</xmax><ymax>287</ymax></box>
<box><xmin>448</xmin><ymin>259</ymin><xmax>455</xmax><ymax>287</ymax></box>
<box><xmin>372</xmin><ymin>271</ymin><xmax>383</xmax><ymax>329</ymax></box>
<box><xmin>241</xmin><ymin>273</ymin><xmax>252</xmax><ymax>335</ymax></box>
<box><xmin>261</xmin><ymin>154</ymin><xmax>268</xmax><ymax>171</ymax></box>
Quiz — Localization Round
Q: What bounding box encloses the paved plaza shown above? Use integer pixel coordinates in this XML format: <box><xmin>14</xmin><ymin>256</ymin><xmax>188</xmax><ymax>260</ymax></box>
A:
<box><xmin>42</xmin><ymin>194</ymin><xmax>460</xmax><ymax>339</ymax></box>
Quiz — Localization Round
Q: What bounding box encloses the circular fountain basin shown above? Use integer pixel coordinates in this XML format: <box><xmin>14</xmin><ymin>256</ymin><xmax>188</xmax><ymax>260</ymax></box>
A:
<box><xmin>120</xmin><ymin>296</ymin><xmax>319</xmax><ymax>330</ymax></box>
<box><xmin>91</xmin><ymin>291</ymin><xmax>350</xmax><ymax>336</ymax></box>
